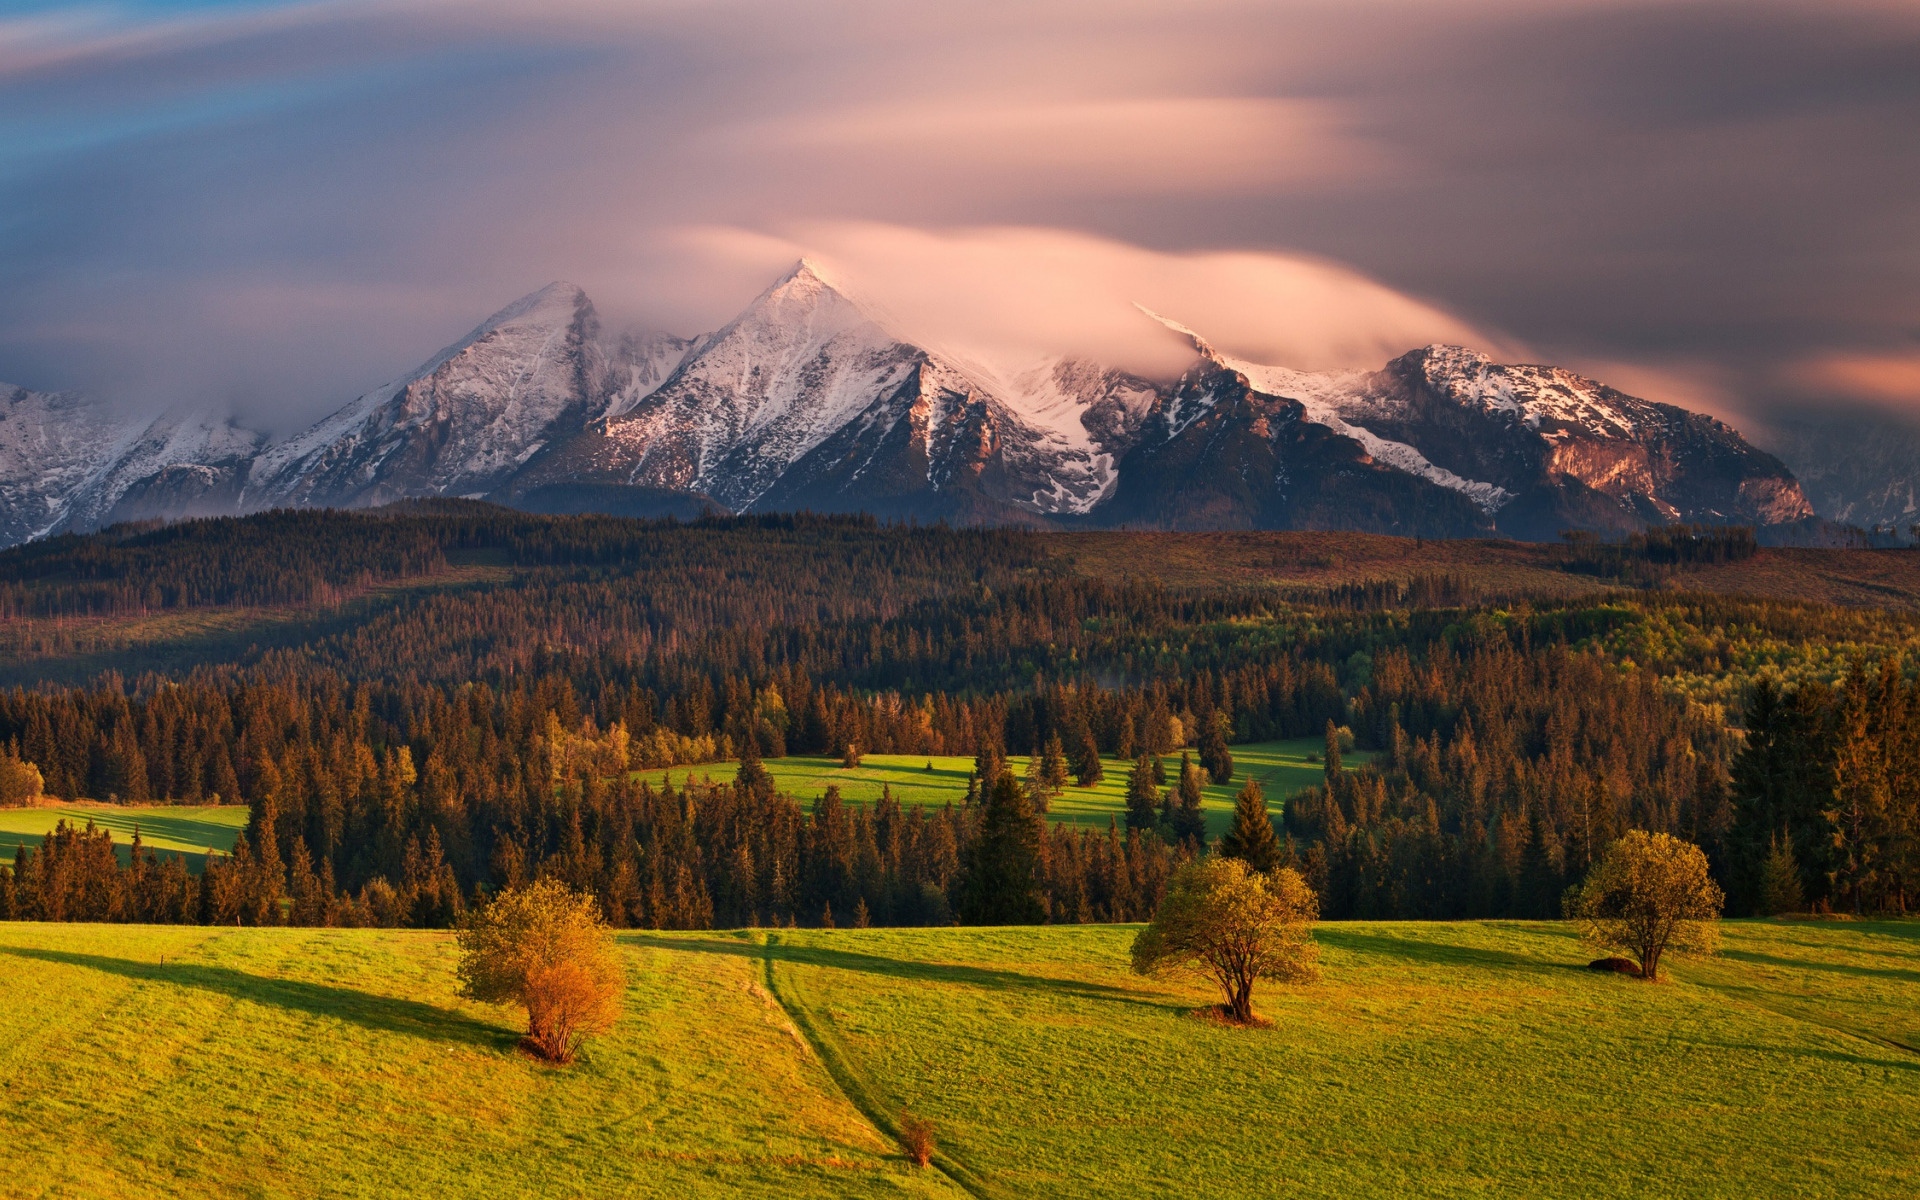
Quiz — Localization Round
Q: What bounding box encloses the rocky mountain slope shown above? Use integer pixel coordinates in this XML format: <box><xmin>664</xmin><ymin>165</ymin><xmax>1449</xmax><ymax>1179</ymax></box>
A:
<box><xmin>0</xmin><ymin>265</ymin><xmax>1819</xmax><ymax>545</ymax></box>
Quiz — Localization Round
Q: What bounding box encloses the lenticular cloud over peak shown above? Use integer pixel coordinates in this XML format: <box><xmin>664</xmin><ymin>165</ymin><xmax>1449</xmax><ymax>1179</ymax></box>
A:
<box><xmin>678</xmin><ymin>223</ymin><xmax>1506</xmax><ymax>388</ymax></box>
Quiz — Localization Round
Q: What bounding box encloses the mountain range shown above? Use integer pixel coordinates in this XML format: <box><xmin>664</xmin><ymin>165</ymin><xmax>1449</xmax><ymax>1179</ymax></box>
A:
<box><xmin>0</xmin><ymin>261</ymin><xmax>1834</xmax><ymax>547</ymax></box>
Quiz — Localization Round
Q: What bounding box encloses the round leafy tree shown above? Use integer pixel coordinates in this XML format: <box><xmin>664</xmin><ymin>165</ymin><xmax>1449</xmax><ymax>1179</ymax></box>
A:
<box><xmin>457</xmin><ymin>878</ymin><xmax>626</xmax><ymax>1063</ymax></box>
<box><xmin>1131</xmin><ymin>857</ymin><xmax>1319</xmax><ymax>1023</ymax></box>
<box><xmin>1571</xmin><ymin>830</ymin><xmax>1724</xmax><ymax>981</ymax></box>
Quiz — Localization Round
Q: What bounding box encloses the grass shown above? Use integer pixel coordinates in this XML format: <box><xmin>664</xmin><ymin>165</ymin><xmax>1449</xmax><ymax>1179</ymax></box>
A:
<box><xmin>1</xmin><ymin>918</ymin><xmax>1915</xmax><ymax>1198</ymax></box>
<box><xmin>642</xmin><ymin>738</ymin><xmax>1343</xmax><ymax>839</ymax></box>
<box><xmin>0</xmin><ymin>803</ymin><xmax>246</xmax><ymax>869</ymax></box>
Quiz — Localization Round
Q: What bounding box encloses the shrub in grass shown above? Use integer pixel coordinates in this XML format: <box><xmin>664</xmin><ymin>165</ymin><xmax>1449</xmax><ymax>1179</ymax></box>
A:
<box><xmin>898</xmin><ymin>1112</ymin><xmax>936</xmax><ymax>1168</ymax></box>
<box><xmin>1131</xmin><ymin>857</ymin><xmax>1319</xmax><ymax>1024</ymax></box>
<box><xmin>1571</xmin><ymin>830</ymin><xmax>1723</xmax><ymax>982</ymax></box>
<box><xmin>457</xmin><ymin>878</ymin><xmax>626</xmax><ymax>1063</ymax></box>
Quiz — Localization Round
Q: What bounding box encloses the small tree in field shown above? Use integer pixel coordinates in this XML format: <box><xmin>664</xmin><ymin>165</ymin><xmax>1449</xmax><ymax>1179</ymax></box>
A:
<box><xmin>457</xmin><ymin>879</ymin><xmax>626</xmax><ymax>1063</ymax></box>
<box><xmin>1571</xmin><ymin>830</ymin><xmax>1723</xmax><ymax>981</ymax></box>
<box><xmin>1131</xmin><ymin>857</ymin><xmax>1319</xmax><ymax>1023</ymax></box>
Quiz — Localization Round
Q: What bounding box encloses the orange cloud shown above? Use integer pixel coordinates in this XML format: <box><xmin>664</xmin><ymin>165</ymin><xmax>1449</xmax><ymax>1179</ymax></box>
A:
<box><xmin>671</xmin><ymin>222</ymin><xmax>1507</xmax><ymax>383</ymax></box>
<box><xmin>1789</xmin><ymin>352</ymin><xmax>1920</xmax><ymax>409</ymax></box>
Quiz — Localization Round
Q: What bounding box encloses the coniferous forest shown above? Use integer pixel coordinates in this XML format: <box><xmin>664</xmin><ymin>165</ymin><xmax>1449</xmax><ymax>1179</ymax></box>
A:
<box><xmin>3</xmin><ymin>503</ymin><xmax>1919</xmax><ymax>928</ymax></box>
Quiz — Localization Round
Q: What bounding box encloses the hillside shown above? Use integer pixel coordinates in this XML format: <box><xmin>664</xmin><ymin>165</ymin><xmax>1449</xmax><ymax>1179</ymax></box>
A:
<box><xmin>0</xmin><ymin>920</ymin><xmax>1913</xmax><ymax>1198</ymax></box>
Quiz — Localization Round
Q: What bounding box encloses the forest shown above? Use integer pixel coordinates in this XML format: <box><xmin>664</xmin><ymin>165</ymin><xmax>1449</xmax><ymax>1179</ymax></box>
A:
<box><xmin>2</xmin><ymin>503</ymin><xmax>1917</xmax><ymax>927</ymax></box>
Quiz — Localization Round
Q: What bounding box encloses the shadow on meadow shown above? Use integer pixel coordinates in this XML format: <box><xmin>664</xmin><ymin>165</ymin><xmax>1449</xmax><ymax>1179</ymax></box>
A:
<box><xmin>629</xmin><ymin>932</ymin><xmax>1171</xmax><ymax>1010</ymax></box>
<box><xmin>1720</xmin><ymin>945</ymin><xmax>1920</xmax><ymax>984</ymax></box>
<box><xmin>1315</xmin><ymin>924</ymin><xmax>1584</xmax><ymax>976</ymax></box>
<box><xmin>0</xmin><ymin>946</ymin><xmax>513</xmax><ymax>1049</ymax></box>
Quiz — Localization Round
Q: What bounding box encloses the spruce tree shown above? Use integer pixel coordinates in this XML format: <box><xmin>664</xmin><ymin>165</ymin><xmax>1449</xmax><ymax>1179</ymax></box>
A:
<box><xmin>1199</xmin><ymin>712</ymin><xmax>1234</xmax><ymax>785</ymax></box>
<box><xmin>959</xmin><ymin>770</ymin><xmax>1046</xmax><ymax>925</ymax></box>
<box><xmin>1757</xmin><ymin>830</ymin><xmax>1805</xmax><ymax>915</ymax></box>
<box><xmin>1173</xmin><ymin>753</ymin><xmax>1207</xmax><ymax>844</ymax></box>
<box><xmin>736</xmin><ymin>736</ymin><xmax>774</xmax><ymax>797</ymax></box>
<box><xmin>1124</xmin><ymin>755</ymin><xmax>1161</xmax><ymax>834</ymax></box>
<box><xmin>1217</xmin><ymin>777</ymin><xmax>1280</xmax><ymax>873</ymax></box>
<box><xmin>1323</xmin><ymin>719</ymin><xmax>1344</xmax><ymax>779</ymax></box>
<box><xmin>1042</xmin><ymin>732</ymin><xmax>1070</xmax><ymax>795</ymax></box>
<box><xmin>1072</xmin><ymin>729</ymin><xmax>1103</xmax><ymax>787</ymax></box>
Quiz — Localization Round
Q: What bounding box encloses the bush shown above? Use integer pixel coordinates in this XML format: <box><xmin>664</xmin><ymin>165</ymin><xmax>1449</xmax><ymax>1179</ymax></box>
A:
<box><xmin>457</xmin><ymin>879</ymin><xmax>626</xmax><ymax>1063</ymax></box>
<box><xmin>1131</xmin><ymin>857</ymin><xmax>1319</xmax><ymax>1023</ymax></box>
<box><xmin>1571</xmin><ymin>830</ymin><xmax>1723</xmax><ymax>982</ymax></box>
<box><xmin>898</xmin><ymin>1111</ymin><xmax>936</xmax><ymax>1168</ymax></box>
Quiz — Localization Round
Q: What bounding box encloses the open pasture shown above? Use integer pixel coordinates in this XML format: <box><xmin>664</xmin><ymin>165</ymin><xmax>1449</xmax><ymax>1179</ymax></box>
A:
<box><xmin>643</xmin><ymin>738</ymin><xmax>1339</xmax><ymax>839</ymax></box>
<box><xmin>0</xmin><ymin>918</ymin><xmax>1914</xmax><ymax>1198</ymax></box>
<box><xmin>0</xmin><ymin>804</ymin><xmax>247</xmax><ymax>869</ymax></box>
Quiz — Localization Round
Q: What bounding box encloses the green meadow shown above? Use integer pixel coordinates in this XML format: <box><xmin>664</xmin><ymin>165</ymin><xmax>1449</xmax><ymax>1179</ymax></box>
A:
<box><xmin>644</xmin><ymin>737</ymin><xmax>1340</xmax><ymax>839</ymax></box>
<box><xmin>1</xmin><ymin>918</ymin><xmax>1914</xmax><ymax>1198</ymax></box>
<box><xmin>0</xmin><ymin>739</ymin><xmax>1332</xmax><ymax>875</ymax></box>
<box><xmin>0</xmin><ymin>804</ymin><xmax>247</xmax><ymax>869</ymax></box>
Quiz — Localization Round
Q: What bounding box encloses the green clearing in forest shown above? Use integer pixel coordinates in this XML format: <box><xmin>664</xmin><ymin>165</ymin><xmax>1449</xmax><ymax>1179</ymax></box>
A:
<box><xmin>0</xmin><ymin>919</ymin><xmax>1914</xmax><ymax>1198</ymax></box>
<box><xmin>0</xmin><ymin>804</ymin><xmax>247</xmax><ymax>869</ymax></box>
<box><xmin>643</xmin><ymin>737</ymin><xmax>1345</xmax><ymax>839</ymax></box>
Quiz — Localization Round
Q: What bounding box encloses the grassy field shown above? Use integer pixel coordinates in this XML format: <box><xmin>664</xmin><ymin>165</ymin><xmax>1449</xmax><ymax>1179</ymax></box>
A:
<box><xmin>644</xmin><ymin>738</ymin><xmax>1341</xmax><ymax>839</ymax></box>
<box><xmin>0</xmin><ymin>918</ymin><xmax>1914</xmax><ymax>1198</ymax></box>
<box><xmin>0</xmin><ymin>804</ymin><xmax>247</xmax><ymax>868</ymax></box>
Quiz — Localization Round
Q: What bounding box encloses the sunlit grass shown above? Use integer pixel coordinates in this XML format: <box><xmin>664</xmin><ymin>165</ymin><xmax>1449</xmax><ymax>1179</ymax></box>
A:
<box><xmin>0</xmin><ymin>923</ymin><xmax>959</xmax><ymax>1200</ymax></box>
<box><xmin>0</xmin><ymin>803</ymin><xmax>246</xmax><ymax>869</ymax></box>
<box><xmin>3</xmin><ymin>919</ymin><xmax>1913</xmax><ymax>1198</ymax></box>
<box><xmin>641</xmin><ymin>738</ymin><xmax>1341</xmax><ymax>839</ymax></box>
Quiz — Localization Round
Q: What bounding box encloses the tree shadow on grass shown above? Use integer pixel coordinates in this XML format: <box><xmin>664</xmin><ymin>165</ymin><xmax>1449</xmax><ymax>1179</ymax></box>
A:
<box><xmin>1719</xmin><ymin>946</ymin><xmax>1920</xmax><ymax>984</ymax></box>
<box><xmin>628</xmin><ymin>933</ymin><xmax>1170</xmax><ymax>1011</ymax></box>
<box><xmin>0</xmin><ymin>946</ymin><xmax>513</xmax><ymax>1049</ymax></box>
<box><xmin>1315</xmin><ymin>926</ymin><xmax>1580</xmax><ymax>976</ymax></box>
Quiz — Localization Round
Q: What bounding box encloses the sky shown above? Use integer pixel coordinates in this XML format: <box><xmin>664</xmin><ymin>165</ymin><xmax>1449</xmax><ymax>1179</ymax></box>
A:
<box><xmin>0</xmin><ymin>0</ymin><xmax>1915</xmax><ymax>438</ymax></box>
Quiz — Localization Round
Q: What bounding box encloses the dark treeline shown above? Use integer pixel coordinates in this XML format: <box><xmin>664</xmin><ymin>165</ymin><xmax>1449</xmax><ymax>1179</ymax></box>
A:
<box><xmin>1726</xmin><ymin>660</ymin><xmax>1920</xmax><ymax>916</ymax></box>
<box><xmin>1284</xmin><ymin>643</ymin><xmax>1732</xmax><ymax>918</ymax></box>
<box><xmin>1</xmin><ymin>506</ymin><xmax>1914</xmax><ymax>926</ymax></box>
<box><xmin>0</xmin><ymin>769</ymin><xmax>1190</xmax><ymax>931</ymax></box>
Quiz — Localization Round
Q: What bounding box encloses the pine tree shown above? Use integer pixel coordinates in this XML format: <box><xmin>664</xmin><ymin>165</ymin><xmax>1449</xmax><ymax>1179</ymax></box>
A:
<box><xmin>1516</xmin><ymin>815</ymin><xmax>1562</xmax><ymax>919</ymax></box>
<box><xmin>959</xmin><ymin>771</ymin><xmax>1045</xmax><ymax>925</ymax></box>
<box><xmin>1172</xmin><ymin>753</ymin><xmax>1207</xmax><ymax>844</ymax></box>
<box><xmin>853</xmin><ymin>896</ymin><xmax>872</xmax><ymax>928</ymax></box>
<box><xmin>1323</xmin><ymin>719</ymin><xmax>1343</xmax><ymax>779</ymax></box>
<box><xmin>1199</xmin><ymin>712</ymin><xmax>1234</xmax><ymax>785</ymax></box>
<box><xmin>1071</xmin><ymin>729</ymin><xmax>1103</xmax><ymax>788</ymax></box>
<box><xmin>1124</xmin><ymin>755</ymin><xmax>1161</xmax><ymax>835</ymax></box>
<box><xmin>1217</xmin><ymin>777</ymin><xmax>1280</xmax><ymax>872</ymax></box>
<box><xmin>737</xmin><ymin>736</ymin><xmax>774</xmax><ymax>797</ymax></box>
<box><xmin>1758</xmin><ymin>830</ymin><xmax>1805</xmax><ymax>916</ymax></box>
<box><xmin>1043</xmin><ymin>732</ymin><xmax>1070</xmax><ymax>794</ymax></box>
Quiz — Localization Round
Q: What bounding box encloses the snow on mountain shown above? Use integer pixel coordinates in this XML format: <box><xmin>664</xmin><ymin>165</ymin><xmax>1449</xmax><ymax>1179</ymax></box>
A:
<box><xmin>250</xmin><ymin>282</ymin><xmax>607</xmax><ymax>508</ymax></box>
<box><xmin>61</xmin><ymin>410</ymin><xmax>263</xmax><ymax>532</ymax></box>
<box><xmin>1135</xmin><ymin>308</ymin><xmax>1809</xmax><ymax>532</ymax></box>
<box><xmin>603</xmin><ymin>330</ymin><xmax>700</xmax><ymax>419</ymax></box>
<box><xmin>0</xmin><ymin>385</ymin><xmax>147</xmax><ymax>544</ymax></box>
<box><xmin>575</xmin><ymin>261</ymin><xmax>1133</xmax><ymax>517</ymax></box>
<box><xmin>592</xmin><ymin>261</ymin><xmax>932</xmax><ymax>509</ymax></box>
<box><xmin>0</xmin><ymin>265</ymin><xmax>1826</xmax><ymax>549</ymax></box>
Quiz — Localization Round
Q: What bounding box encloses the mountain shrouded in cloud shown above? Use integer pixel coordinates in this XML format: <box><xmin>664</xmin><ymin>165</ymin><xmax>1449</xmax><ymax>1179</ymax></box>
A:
<box><xmin>0</xmin><ymin>0</ymin><xmax>1912</xmax><ymax>523</ymax></box>
<box><xmin>0</xmin><ymin>257</ymin><xmax>1813</xmax><ymax>545</ymax></box>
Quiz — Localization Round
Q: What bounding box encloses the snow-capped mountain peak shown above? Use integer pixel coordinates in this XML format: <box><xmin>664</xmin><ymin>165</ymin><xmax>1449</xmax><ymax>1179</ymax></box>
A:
<box><xmin>0</xmin><ymin>266</ymin><xmax>1821</xmax><ymax>548</ymax></box>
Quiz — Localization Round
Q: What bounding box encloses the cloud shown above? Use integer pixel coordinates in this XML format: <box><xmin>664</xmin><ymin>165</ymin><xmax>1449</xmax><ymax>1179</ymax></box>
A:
<box><xmin>1787</xmin><ymin>352</ymin><xmax>1920</xmax><ymax>412</ymax></box>
<box><xmin>0</xmin><ymin>0</ymin><xmax>1913</xmax><ymax>447</ymax></box>
<box><xmin>724</xmin><ymin>96</ymin><xmax>1379</xmax><ymax>199</ymax></box>
<box><xmin>674</xmin><ymin>223</ymin><xmax>1503</xmax><ymax>382</ymax></box>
